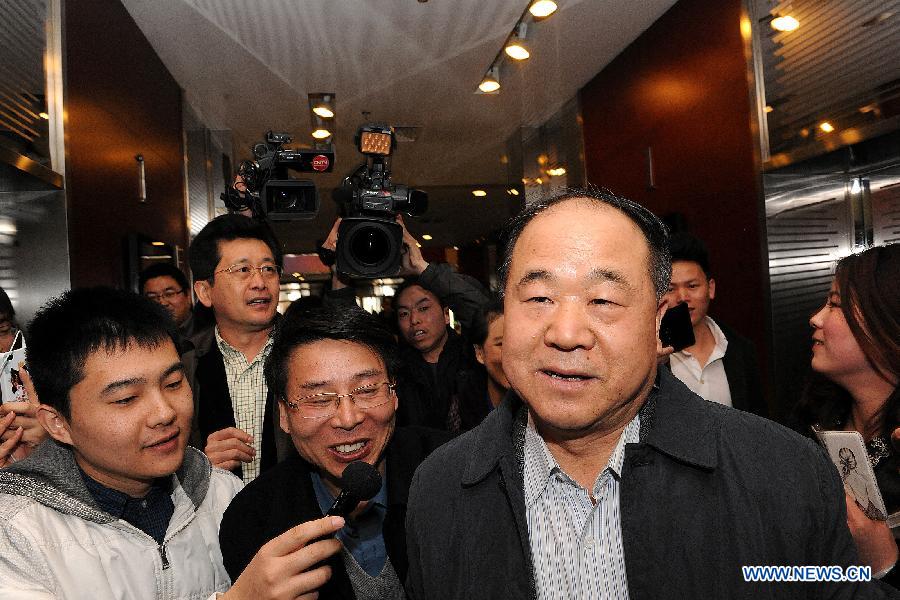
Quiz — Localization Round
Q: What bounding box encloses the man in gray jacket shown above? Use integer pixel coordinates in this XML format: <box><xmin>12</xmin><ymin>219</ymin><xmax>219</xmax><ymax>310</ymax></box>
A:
<box><xmin>0</xmin><ymin>287</ymin><xmax>345</xmax><ymax>599</ymax></box>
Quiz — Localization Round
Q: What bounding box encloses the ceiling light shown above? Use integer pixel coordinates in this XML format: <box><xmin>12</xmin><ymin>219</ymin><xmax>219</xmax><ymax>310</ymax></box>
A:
<box><xmin>311</xmin><ymin>129</ymin><xmax>332</xmax><ymax>139</ymax></box>
<box><xmin>312</xmin><ymin>105</ymin><xmax>334</xmax><ymax>118</ymax></box>
<box><xmin>422</xmin><ymin>234</ymin><xmax>433</xmax><ymax>240</ymax></box>
<box><xmin>771</xmin><ymin>15</ymin><xmax>799</xmax><ymax>31</ymax></box>
<box><xmin>472</xmin><ymin>189</ymin><xmax>487</xmax><ymax>197</ymax></box>
<box><xmin>151</xmin><ymin>241</ymin><xmax>165</xmax><ymax>246</ymax></box>
<box><xmin>453</xmin><ymin>246</ymin><xmax>459</xmax><ymax>251</ymax></box>
<box><xmin>547</xmin><ymin>167</ymin><xmax>567</xmax><ymax>177</ymax></box>
<box><xmin>535</xmin><ymin>177</ymin><xmax>543</xmax><ymax>185</ymax></box>
<box><xmin>505</xmin><ymin>23</ymin><xmax>530</xmax><ymax>60</ymax></box>
<box><xmin>416</xmin><ymin>242</ymin><xmax>422</xmax><ymax>248</ymax></box>
<box><xmin>505</xmin><ymin>42</ymin><xmax>530</xmax><ymax>61</ymax></box>
<box><xmin>38</xmin><ymin>112</ymin><xmax>49</xmax><ymax>119</ymax></box>
<box><xmin>529</xmin><ymin>0</ymin><xmax>558</xmax><ymax>18</ymax></box>
<box><xmin>478</xmin><ymin>66</ymin><xmax>500</xmax><ymax>93</ymax></box>
<box><xmin>507</xmin><ymin>188</ymin><xmax>519</xmax><ymax>196</ymax></box>
<box><xmin>819</xmin><ymin>121</ymin><xmax>834</xmax><ymax>133</ymax></box>
<box><xmin>764</xmin><ymin>105</ymin><xmax>774</xmax><ymax>113</ymax></box>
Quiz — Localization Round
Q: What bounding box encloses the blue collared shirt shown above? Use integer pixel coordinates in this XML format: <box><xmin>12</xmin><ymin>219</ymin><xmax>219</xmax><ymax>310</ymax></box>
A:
<box><xmin>311</xmin><ymin>468</ymin><xmax>389</xmax><ymax>577</ymax></box>
<box><xmin>80</xmin><ymin>469</ymin><xmax>174</xmax><ymax>546</ymax></box>
<box><xmin>523</xmin><ymin>413</ymin><xmax>640</xmax><ymax>600</ymax></box>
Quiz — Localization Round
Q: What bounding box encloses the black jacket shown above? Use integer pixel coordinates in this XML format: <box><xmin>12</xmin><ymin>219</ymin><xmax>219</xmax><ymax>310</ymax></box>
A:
<box><xmin>219</xmin><ymin>426</ymin><xmax>451</xmax><ymax>599</ymax></box>
<box><xmin>405</xmin><ymin>368</ymin><xmax>898</xmax><ymax>599</ymax></box>
<box><xmin>718</xmin><ymin>320</ymin><xmax>768</xmax><ymax>417</ymax></box>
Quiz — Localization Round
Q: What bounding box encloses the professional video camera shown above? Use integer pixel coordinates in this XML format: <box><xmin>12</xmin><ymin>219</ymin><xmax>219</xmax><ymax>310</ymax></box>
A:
<box><xmin>336</xmin><ymin>123</ymin><xmax>427</xmax><ymax>277</ymax></box>
<box><xmin>221</xmin><ymin>131</ymin><xmax>334</xmax><ymax>220</ymax></box>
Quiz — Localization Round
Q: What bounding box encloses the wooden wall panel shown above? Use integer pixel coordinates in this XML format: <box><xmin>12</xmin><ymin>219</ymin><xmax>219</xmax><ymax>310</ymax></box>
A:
<box><xmin>580</xmin><ymin>0</ymin><xmax>770</xmax><ymax>403</ymax></box>
<box><xmin>65</xmin><ymin>0</ymin><xmax>186</xmax><ymax>288</ymax></box>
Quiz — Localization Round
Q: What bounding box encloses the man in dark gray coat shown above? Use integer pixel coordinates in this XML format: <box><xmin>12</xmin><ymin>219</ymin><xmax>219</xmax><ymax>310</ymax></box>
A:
<box><xmin>404</xmin><ymin>188</ymin><xmax>898</xmax><ymax>599</ymax></box>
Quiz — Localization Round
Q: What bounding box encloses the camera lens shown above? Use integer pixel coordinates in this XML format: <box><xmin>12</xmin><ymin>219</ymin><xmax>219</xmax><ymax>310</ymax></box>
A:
<box><xmin>274</xmin><ymin>190</ymin><xmax>298</xmax><ymax>211</ymax></box>
<box><xmin>348</xmin><ymin>226</ymin><xmax>391</xmax><ymax>267</ymax></box>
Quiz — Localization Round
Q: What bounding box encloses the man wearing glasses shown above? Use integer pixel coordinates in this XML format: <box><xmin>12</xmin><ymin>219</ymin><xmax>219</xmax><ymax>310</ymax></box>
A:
<box><xmin>218</xmin><ymin>303</ymin><xmax>450</xmax><ymax>599</ymax></box>
<box><xmin>139</xmin><ymin>263</ymin><xmax>199</xmax><ymax>342</ymax></box>
<box><xmin>184</xmin><ymin>214</ymin><xmax>291</xmax><ymax>483</ymax></box>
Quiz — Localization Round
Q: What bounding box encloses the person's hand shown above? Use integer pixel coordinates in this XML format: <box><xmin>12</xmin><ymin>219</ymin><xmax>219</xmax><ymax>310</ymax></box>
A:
<box><xmin>0</xmin><ymin>411</ymin><xmax>24</xmax><ymax>468</ymax></box>
<box><xmin>223</xmin><ymin>515</ymin><xmax>345</xmax><ymax>600</ymax></box>
<box><xmin>397</xmin><ymin>215</ymin><xmax>428</xmax><ymax>276</ymax></box>
<box><xmin>0</xmin><ymin>367</ymin><xmax>47</xmax><ymax>456</ymax></box>
<box><xmin>845</xmin><ymin>493</ymin><xmax>898</xmax><ymax>574</ymax></box>
<box><xmin>321</xmin><ymin>218</ymin><xmax>350</xmax><ymax>290</ymax></box>
<box><xmin>204</xmin><ymin>427</ymin><xmax>255</xmax><ymax>471</ymax></box>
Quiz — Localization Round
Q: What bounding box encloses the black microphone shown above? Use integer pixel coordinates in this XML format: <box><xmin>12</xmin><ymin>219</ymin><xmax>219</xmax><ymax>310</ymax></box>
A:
<box><xmin>327</xmin><ymin>461</ymin><xmax>382</xmax><ymax>517</ymax></box>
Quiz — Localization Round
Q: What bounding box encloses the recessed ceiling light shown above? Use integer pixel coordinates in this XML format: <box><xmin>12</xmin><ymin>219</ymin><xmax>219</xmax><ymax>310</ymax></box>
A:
<box><xmin>819</xmin><ymin>121</ymin><xmax>834</xmax><ymax>133</ymax></box>
<box><xmin>507</xmin><ymin>188</ymin><xmax>519</xmax><ymax>196</ymax></box>
<box><xmin>535</xmin><ymin>177</ymin><xmax>543</xmax><ymax>185</ymax></box>
<box><xmin>422</xmin><ymin>234</ymin><xmax>433</xmax><ymax>240</ymax></box>
<box><xmin>764</xmin><ymin>105</ymin><xmax>774</xmax><ymax>113</ymax></box>
<box><xmin>453</xmin><ymin>246</ymin><xmax>459</xmax><ymax>251</ymax></box>
<box><xmin>311</xmin><ymin>129</ymin><xmax>332</xmax><ymax>139</ymax></box>
<box><xmin>472</xmin><ymin>190</ymin><xmax>487</xmax><ymax>197</ymax></box>
<box><xmin>529</xmin><ymin>0</ymin><xmax>558</xmax><ymax>18</ymax></box>
<box><xmin>312</xmin><ymin>105</ymin><xmax>334</xmax><ymax>118</ymax></box>
<box><xmin>771</xmin><ymin>15</ymin><xmax>799</xmax><ymax>32</ymax></box>
<box><xmin>547</xmin><ymin>167</ymin><xmax>567</xmax><ymax>177</ymax></box>
<box><xmin>38</xmin><ymin>112</ymin><xmax>49</xmax><ymax>119</ymax></box>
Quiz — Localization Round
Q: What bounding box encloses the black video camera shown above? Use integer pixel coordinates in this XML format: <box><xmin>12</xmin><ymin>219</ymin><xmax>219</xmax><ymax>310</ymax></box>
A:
<box><xmin>336</xmin><ymin>124</ymin><xmax>427</xmax><ymax>277</ymax></box>
<box><xmin>222</xmin><ymin>131</ymin><xmax>333</xmax><ymax>220</ymax></box>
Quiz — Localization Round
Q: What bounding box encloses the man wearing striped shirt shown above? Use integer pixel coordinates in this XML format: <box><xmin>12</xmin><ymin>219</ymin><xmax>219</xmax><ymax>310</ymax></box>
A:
<box><xmin>406</xmin><ymin>188</ymin><xmax>893</xmax><ymax>599</ymax></box>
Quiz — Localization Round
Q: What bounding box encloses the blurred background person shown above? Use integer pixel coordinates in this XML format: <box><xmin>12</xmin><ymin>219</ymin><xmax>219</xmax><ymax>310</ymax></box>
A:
<box><xmin>794</xmin><ymin>243</ymin><xmax>900</xmax><ymax>581</ymax></box>
<box><xmin>140</xmin><ymin>263</ymin><xmax>201</xmax><ymax>342</ymax></box>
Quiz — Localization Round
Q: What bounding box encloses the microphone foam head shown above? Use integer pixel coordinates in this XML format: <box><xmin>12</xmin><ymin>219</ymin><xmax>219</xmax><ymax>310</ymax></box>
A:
<box><xmin>340</xmin><ymin>461</ymin><xmax>382</xmax><ymax>501</ymax></box>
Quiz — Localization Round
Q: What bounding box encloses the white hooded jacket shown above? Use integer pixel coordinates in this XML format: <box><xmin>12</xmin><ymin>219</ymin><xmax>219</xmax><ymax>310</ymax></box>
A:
<box><xmin>0</xmin><ymin>440</ymin><xmax>242</xmax><ymax>599</ymax></box>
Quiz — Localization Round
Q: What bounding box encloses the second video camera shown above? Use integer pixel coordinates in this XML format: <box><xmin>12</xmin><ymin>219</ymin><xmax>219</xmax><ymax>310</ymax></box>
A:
<box><xmin>337</xmin><ymin>124</ymin><xmax>427</xmax><ymax>277</ymax></box>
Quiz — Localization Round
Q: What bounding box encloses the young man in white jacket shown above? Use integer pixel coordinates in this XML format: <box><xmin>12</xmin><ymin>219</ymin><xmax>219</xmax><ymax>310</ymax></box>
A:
<box><xmin>0</xmin><ymin>287</ymin><xmax>344</xmax><ymax>600</ymax></box>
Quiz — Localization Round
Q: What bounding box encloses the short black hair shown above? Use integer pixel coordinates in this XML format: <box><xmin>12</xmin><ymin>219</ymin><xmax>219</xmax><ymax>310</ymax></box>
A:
<box><xmin>498</xmin><ymin>186</ymin><xmax>671</xmax><ymax>301</ymax></box>
<box><xmin>669</xmin><ymin>232</ymin><xmax>711</xmax><ymax>278</ymax></box>
<box><xmin>471</xmin><ymin>294</ymin><xmax>504</xmax><ymax>346</ymax></box>
<box><xmin>188</xmin><ymin>214</ymin><xmax>283</xmax><ymax>282</ymax></box>
<box><xmin>265</xmin><ymin>303</ymin><xmax>400</xmax><ymax>404</ymax></box>
<box><xmin>139</xmin><ymin>263</ymin><xmax>190</xmax><ymax>294</ymax></box>
<box><xmin>26</xmin><ymin>287</ymin><xmax>177</xmax><ymax>419</ymax></box>
<box><xmin>394</xmin><ymin>277</ymin><xmax>446</xmax><ymax>308</ymax></box>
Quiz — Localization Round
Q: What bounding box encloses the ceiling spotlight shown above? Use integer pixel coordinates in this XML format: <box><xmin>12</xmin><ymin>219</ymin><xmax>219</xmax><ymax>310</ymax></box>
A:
<box><xmin>771</xmin><ymin>15</ymin><xmax>800</xmax><ymax>31</ymax></box>
<box><xmin>505</xmin><ymin>23</ymin><xmax>530</xmax><ymax>61</ymax></box>
<box><xmin>819</xmin><ymin>121</ymin><xmax>834</xmax><ymax>133</ymax></box>
<box><xmin>478</xmin><ymin>66</ymin><xmax>500</xmax><ymax>93</ymax></box>
<box><xmin>422</xmin><ymin>234</ymin><xmax>433</xmax><ymax>240</ymax></box>
<box><xmin>38</xmin><ymin>112</ymin><xmax>49</xmax><ymax>119</ymax></box>
<box><xmin>507</xmin><ymin>188</ymin><xmax>519</xmax><ymax>196</ymax></box>
<box><xmin>529</xmin><ymin>0</ymin><xmax>558</xmax><ymax>18</ymax></box>
<box><xmin>472</xmin><ymin>189</ymin><xmax>487</xmax><ymax>197</ymax></box>
<box><xmin>312</xmin><ymin>105</ymin><xmax>334</xmax><ymax>118</ymax></box>
<box><xmin>764</xmin><ymin>105</ymin><xmax>774</xmax><ymax>113</ymax></box>
<box><xmin>547</xmin><ymin>167</ymin><xmax>567</xmax><ymax>177</ymax></box>
<box><xmin>311</xmin><ymin>129</ymin><xmax>332</xmax><ymax>139</ymax></box>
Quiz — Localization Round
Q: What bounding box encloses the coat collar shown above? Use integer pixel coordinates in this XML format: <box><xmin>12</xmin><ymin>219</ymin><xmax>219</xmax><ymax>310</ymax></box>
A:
<box><xmin>462</xmin><ymin>367</ymin><xmax>719</xmax><ymax>486</ymax></box>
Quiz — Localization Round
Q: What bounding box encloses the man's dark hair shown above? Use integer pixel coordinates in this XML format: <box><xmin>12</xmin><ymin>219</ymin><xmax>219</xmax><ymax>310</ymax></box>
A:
<box><xmin>188</xmin><ymin>214</ymin><xmax>283</xmax><ymax>282</ymax></box>
<box><xmin>669</xmin><ymin>232</ymin><xmax>711</xmax><ymax>279</ymax></box>
<box><xmin>26</xmin><ymin>287</ymin><xmax>177</xmax><ymax>419</ymax></box>
<box><xmin>265</xmin><ymin>303</ymin><xmax>400</xmax><ymax>404</ymax></box>
<box><xmin>498</xmin><ymin>186</ymin><xmax>671</xmax><ymax>301</ymax></box>
<box><xmin>394</xmin><ymin>277</ymin><xmax>446</xmax><ymax>309</ymax></box>
<box><xmin>139</xmin><ymin>263</ymin><xmax>190</xmax><ymax>294</ymax></box>
<box><xmin>471</xmin><ymin>294</ymin><xmax>504</xmax><ymax>347</ymax></box>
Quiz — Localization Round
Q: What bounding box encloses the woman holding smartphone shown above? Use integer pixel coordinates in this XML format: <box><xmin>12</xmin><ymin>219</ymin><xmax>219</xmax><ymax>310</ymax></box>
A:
<box><xmin>794</xmin><ymin>243</ymin><xmax>900</xmax><ymax>581</ymax></box>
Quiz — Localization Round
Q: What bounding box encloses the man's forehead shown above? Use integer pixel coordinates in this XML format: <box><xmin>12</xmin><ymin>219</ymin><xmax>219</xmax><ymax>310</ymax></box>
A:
<box><xmin>396</xmin><ymin>285</ymin><xmax>439</xmax><ymax>306</ymax></box>
<box><xmin>216</xmin><ymin>238</ymin><xmax>274</xmax><ymax>262</ymax></box>
<box><xmin>144</xmin><ymin>275</ymin><xmax>179</xmax><ymax>290</ymax></box>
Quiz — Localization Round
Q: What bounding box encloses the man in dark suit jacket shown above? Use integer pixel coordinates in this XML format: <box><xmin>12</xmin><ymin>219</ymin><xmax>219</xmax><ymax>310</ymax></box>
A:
<box><xmin>662</xmin><ymin>232</ymin><xmax>767</xmax><ymax>416</ymax></box>
<box><xmin>220</xmin><ymin>304</ymin><xmax>450</xmax><ymax>599</ymax></box>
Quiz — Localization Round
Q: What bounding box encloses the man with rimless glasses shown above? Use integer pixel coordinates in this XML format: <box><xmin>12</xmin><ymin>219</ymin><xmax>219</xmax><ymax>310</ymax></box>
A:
<box><xmin>183</xmin><ymin>214</ymin><xmax>294</xmax><ymax>483</ymax></box>
<box><xmin>219</xmin><ymin>303</ymin><xmax>450</xmax><ymax>599</ymax></box>
<box><xmin>139</xmin><ymin>263</ymin><xmax>202</xmax><ymax>342</ymax></box>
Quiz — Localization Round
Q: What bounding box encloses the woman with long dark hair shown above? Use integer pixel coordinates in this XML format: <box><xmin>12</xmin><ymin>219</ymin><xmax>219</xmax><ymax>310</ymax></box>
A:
<box><xmin>795</xmin><ymin>243</ymin><xmax>900</xmax><ymax>579</ymax></box>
